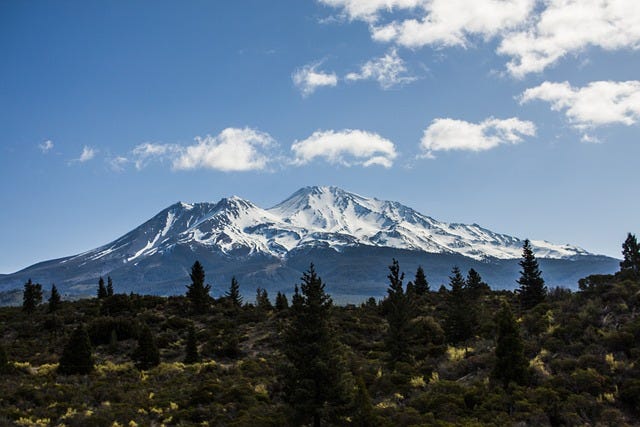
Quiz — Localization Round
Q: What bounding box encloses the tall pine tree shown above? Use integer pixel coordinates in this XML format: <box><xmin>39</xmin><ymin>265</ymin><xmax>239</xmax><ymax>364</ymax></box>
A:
<box><xmin>0</xmin><ymin>342</ymin><xmax>8</xmax><ymax>374</ymax></box>
<box><xmin>444</xmin><ymin>266</ymin><xmax>474</xmax><ymax>344</ymax></box>
<box><xmin>225</xmin><ymin>276</ymin><xmax>243</xmax><ymax>308</ymax></box>
<box><xmin>517</xmin><ymin>239</ymin><xmax>547</xmax><ymax>310</ymax></box>
<box><xmin>275</xmin><ymin>291</ymin><xmax>289</xmax><ymax>311</ymax></box>
<box><xmin>106</xmin><ymin>276</ymin><xmax>114</xmax><ymax>296</ymax></box>
<box><xmin>466</xmin><ymin>268</ymin><xmax>489</xmax><ymax>300</ymax></box>
<box><xmin>492</xmin><ymin>302</ymin><xmax>528</xmax><ymax>388</ymax></box>
<box><xmin>48</xmin><ymin>284</ymin><xmax>61</xmax><ymax>313</ymax></box>
<box><xmin>256</xmin><ymin>288</ymin><xmax>273</xmax><ymax>311</ymax></box>
<box><xmin>22</xmin><ymin>279</ymin><xmax>42</xmax><ymax>313</ymax></box>
<box><xmin>133</xmin><ymin>324</ymin><xmax>160</xmax><ymax>370</ymax></box>
<box><xmin>185</xmin><ymin>261</ymin><xmax>212</xmax><ymax>314</ymax></box>
<box><xmin>413</xmin><ymin>265</ymin><xmax>430</xmax><ymax>296</ymax></box>
<box><xmin>384</xmin><ymin>258</ymin><xmax>413</xmax><ymax>364</ymax></box>
<box><xmin>58</xmin><ymin>325</ymin><xmax>94</xmax><ymax>375</ymax></box>
<box><xmin>620</xmin><ymin>233</ymin><xmax>640</xmax><ymax>275</ymax></box>
<box><xmin>97</xmin><ymin>277</ymin><xmax>107</xmax><ymax>299</ymax></box>
<box><xmin>283</xmin><ymin>264</ymin><xmax>350</xmax><ymax>427</ymax></box>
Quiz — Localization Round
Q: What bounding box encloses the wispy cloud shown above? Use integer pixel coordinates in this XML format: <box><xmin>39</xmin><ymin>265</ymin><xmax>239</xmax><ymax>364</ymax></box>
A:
<box><xmin>76</xmin><ymin>146</ymin><xmax>96</xmax><ymax>162</ymax></box>
<box><xmin>292</xmin><ymin>61</ymin><xmax>338</xmax><ymax>97</ymax></box>
<box><xmin>420</xmin><ymin>117</ymin><xmax>536</xmax><ymax>157</ymax></box>
<box><xmin>520</xmin><ymin>80</ymin><xmax>640</xmax><ymax>128</ymax></box>
<box><xmin>39</xmin><ymin>140</ymin><xmax>54</xmax><ymax>154</ymax></box>
<box><xmin>345</xmin><ymin>49</ymin><xmax>417</xmax><ymax>89</ymax></box>
<box><xmin>291</xmin><ymin>129</ymin><xmax>398</xmax><ymax>167</ymax></box>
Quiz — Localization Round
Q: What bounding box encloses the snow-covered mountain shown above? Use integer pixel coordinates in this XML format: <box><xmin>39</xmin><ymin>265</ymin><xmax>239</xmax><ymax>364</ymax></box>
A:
<box><xmin>81</xmin><ymin>185</ymin><xmax>588</xmax><ymax>265</ymax></box>
<box><xmin>0</xmin><ymin>186</ymin><xmax>616</xmax><ymax>302</ymax></box>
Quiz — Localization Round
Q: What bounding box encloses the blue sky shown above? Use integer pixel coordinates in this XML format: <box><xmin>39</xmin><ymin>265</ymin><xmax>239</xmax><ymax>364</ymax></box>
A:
<box><xmin>1</xmin><ymin>0</ymin><xmax>639</xmax><ymax>273</ymax></box>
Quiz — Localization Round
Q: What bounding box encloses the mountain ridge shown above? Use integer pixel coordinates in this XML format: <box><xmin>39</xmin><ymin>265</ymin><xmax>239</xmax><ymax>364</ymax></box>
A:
<box><xmin>0</xmin><ymin>186</ymin><xmax>617</xmax><ymax>302</ymax></box>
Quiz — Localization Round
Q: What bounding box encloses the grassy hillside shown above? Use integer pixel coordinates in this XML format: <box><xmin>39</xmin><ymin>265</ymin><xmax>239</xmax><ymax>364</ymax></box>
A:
<box><xmin>1</xmin><ymin>268</ymin><xmax>639</xmax><ymax>426</ymax></box>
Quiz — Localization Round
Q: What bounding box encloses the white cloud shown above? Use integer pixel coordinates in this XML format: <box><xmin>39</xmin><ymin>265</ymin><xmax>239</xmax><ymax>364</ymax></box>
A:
<box><xmin>420</xmin><ymin>117</ymin><xmax>536</xmax><ymax>157</ymax></box>
<box><xmin>292</xmin><ymin>61</ymin><xmax>338</xmax><ymax>96</ymax></box>
<box><xmin>108</xmin><ymin>156</ymin><xmax>130</xmax><ymax>172</ymax></box>
<box><xmin>323</xmin><ymin>0</ymin><xmax>640</xmax><ymax>77</ymax></box>
<box><xmin>77</xmin><ymin>146</ymin><xmax>96</xmax><ymax>162</ymax></box>
<box><xmin>499</xmin><ymin>0</ymin><xmax>640</xmax><ymax>77</ymax></box>
<box><xmin>318</xmin><ymin>0</ymin><xmax>426</xmax><ymax>22</ymax></box>
<box><xmin>345</xmin><ymin>49</ymin><xmax>417</xmax><ymax>88</ymax></box>
<box><xmin>173</xmin><ymin>128</ymin><xmax>276</xmax><ymax>172</ymax></box>
<box><xmin>520</xmin><ymin>80</ymin><xmax>640</xmax><ymax>128</ymax></box>
<box><xmin>39</xmin><ymin>140</ymin><xmax>54</xmax><ymax>153</ymax></box>
<box><xmin>371</xmin><ymin>0</ymin><xmax>534</xmax><ymax>48</ymax></box>
<box><xmin>132</xmin><ymin>142</ymin><xmax>181</xmax><ymax>170</ymax></box>
<box><xmin>291</xmin><ymin>129</ymin><xmax>397</xmax><ymax>167</ymax></box>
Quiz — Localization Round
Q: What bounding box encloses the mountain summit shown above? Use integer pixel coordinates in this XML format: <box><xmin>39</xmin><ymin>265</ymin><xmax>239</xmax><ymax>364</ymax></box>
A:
<box><xmin>0</xmin><ymin>186</ymin><xmax>616</xmax><ymax>301</ymax></box>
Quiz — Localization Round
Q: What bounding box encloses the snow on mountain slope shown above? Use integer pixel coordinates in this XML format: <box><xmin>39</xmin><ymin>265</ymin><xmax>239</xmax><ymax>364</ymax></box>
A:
<box><xmin>59</xmin><ymin>186</ymin><xmax>589</xmax><ymax>269</ymax></box>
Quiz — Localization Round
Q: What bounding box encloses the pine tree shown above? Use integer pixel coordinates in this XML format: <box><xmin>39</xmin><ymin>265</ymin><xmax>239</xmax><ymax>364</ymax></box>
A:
<box><xmin>58</xmin><ymin>325</ymin><xmax>93</xmax><ymax>375</ymax></box>
<box><xmin>22</xmin><ymin>279</ymin><xmax>42</xmax><ymax>313</ymax></box>
<box><xmin>444</xmin><ymin>266</ymin><xmax>474</xmax><ymax>344</ymax></box>
<box><xmin>48</xmin><ymin>284</ymin><xmax>61</xmax><ymax>313</ymax></box>
<box><xmin>275</xmin><ymin>291</ymin><xmax>289</xmax><ymax>311</ymax></box>
<box><xmin>517</xmin><ymin>239</ymin><xmax>547</xmax><ymax>310</ymax></box>
<box><xmin>283</xmin><ymin>264</ymin><xmax>350</xmax><ymax>427</ymax></box>
<box><xmin>184</xmin><ymin>325</ymin><xmax>200</xmax><ymax>364</ymax></box>
<box><xmin>225</xmin><ymin>276</ymin><xmax>243</xmax><ymax>308</ymax></box>
<box><xmin>492</xmin><ymin>302</ymin><xmax>528</xmax><ymax>388</ymax></box>
<box><xmin>620</xmin><ymin>233</ymin><xmax>640</xmax><ymax>274</ymax></box>
<box><xmin>106</xmin><ymin>276</ymin><xmax>114</xmax><ymax>297</ymax></box>
<box><xmin>256</xmin><ymin>288</ymin><xmax>273</xmax><ymax>311</ymax></box>
<box><xmin>0</xmin><ymin>342</ymin><xmax>8</xmax><ymax>374</ymax></box>
<box><xmin>97</xmin><ymin>277</ymin><xmax>107</xmax><ymax>299</ymax></box>
<box><xmin>352</xmin><ymin>376</ymin><xmax>375</xmax><ymax>427</ymax></box>
<box><xmin>384</xmin><ymin>259</ymin><xmax>413</xmax><ymax>364</ymax></box>
<box><xmin>414</xmin><ymin>265</ymin><xmax>430</xmax><ymax>295</ymax></box>
<box><xmin>185</xmin><ymin>261</ymin><xmax>212</xmax><ymax>314</ymax></box>
<box><xmin>466</xmin><ymin>268</ymin><xmax>489</xmax><ymax>300</ymax></box>
<box><xmin>133</xmin><ymin>324</ymin><xmax>160</xmax><ymax>370</ymax></box>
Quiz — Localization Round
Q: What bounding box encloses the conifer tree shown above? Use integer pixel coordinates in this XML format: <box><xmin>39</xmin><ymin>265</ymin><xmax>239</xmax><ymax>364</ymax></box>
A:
<box><xmin>414</xmin><ymin>265</ymin><xmax>430</xmax><ymax>296</ymax></box>
<box><xmin>275</xmin><ymin>291</ymin><xmax>289</xmax><ymax>311</ymax></box>
<box><xmin>517</xmin><ymin>239</ymin><xmax>547</xmax><ymax>310</ymax></box>
<box><xmin>620</xmin><ymin>233</ymin><xmax>640</xmax><ymax>275</ymax></box>
<box><xmin>106</xmin><ymin>276</ymin><xmax>114</xmax><ymax>297</ymax></box>
<box><xmin>133</xmin><ymin>324</ymin><xmax>160</xmax><ymax>370</ymax></box>
<box><xmin>352</xmin><ymin>376</ymin><xmax>375</xmax><ymax>427</ymax></box>
<box><xmin>58</xmin><ymin>325</ymin><xmax>94</xmax><ymax>375</ymax></box>
<box><xmin>48</xmin><ymin>284</ymin><xmax>61</xmax><ymax>313</ymax></box>
<box><xmin>184</xmin><ymin>325</ymin><xmax>200</xmax><ymax>364</ymax></box>
<box><xmin>185</xmin><ymin>261</ymin><xmax>211</xmax><ymax>314</ymax></box>
<box><xmin>492</xmin><ymin>302</ymin><xmax>528</xmax><ymax>388</ymax></box>
<box><xmin>466</xmin><ymin>268</ymin><xmax>489</xmax><ymax>299</ymax></box>
<box><xmin>225</xmin><ymin>276</ymin><xmax>242</xmax><ymax>308</ymax></box>
<box><xmin>0</xmin><ymin>342</ymin><xmax>8</xmax><ymax>374</ymax></box>
<box><xmin>384</xmin><ymin>258</ymin><xmax>413</xmax><ymax>364</ymax></box>
<box><xmin>22</xmin><ymin>279</ymin><xmax>42</xmax><ymax>313</ymax></box>
<box><xmin>97</xmin><ymin>277</ymin><xmax>107</xmax><ymax>299</ymax></box>
<box><xmin>256</xmin><ymin>287</ymin><xmax>273</xmax><ymax>310</ymax></box>
<box><xmin>444</xmin><ymin>266</ymin><xmax>474</xmax><ymax>344</ymax></box>
<box><xmin>283</xmin><ymin>264</ymin><xmax>350</xmax><ymax>427</ymax></box>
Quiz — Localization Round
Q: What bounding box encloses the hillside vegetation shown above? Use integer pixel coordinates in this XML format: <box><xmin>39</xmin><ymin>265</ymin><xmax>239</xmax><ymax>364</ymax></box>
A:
<box><xmin>1</xmin><ymin>236</ymin><xmax>640</xmax><ymax>426</ymax></box>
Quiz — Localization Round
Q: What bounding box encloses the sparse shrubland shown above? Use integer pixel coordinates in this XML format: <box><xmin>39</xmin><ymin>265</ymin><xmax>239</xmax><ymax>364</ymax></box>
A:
<box><xmin>0</xmin><ymin>236</ymin><xmax>639</xmax><ymax>426</ymax></box>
